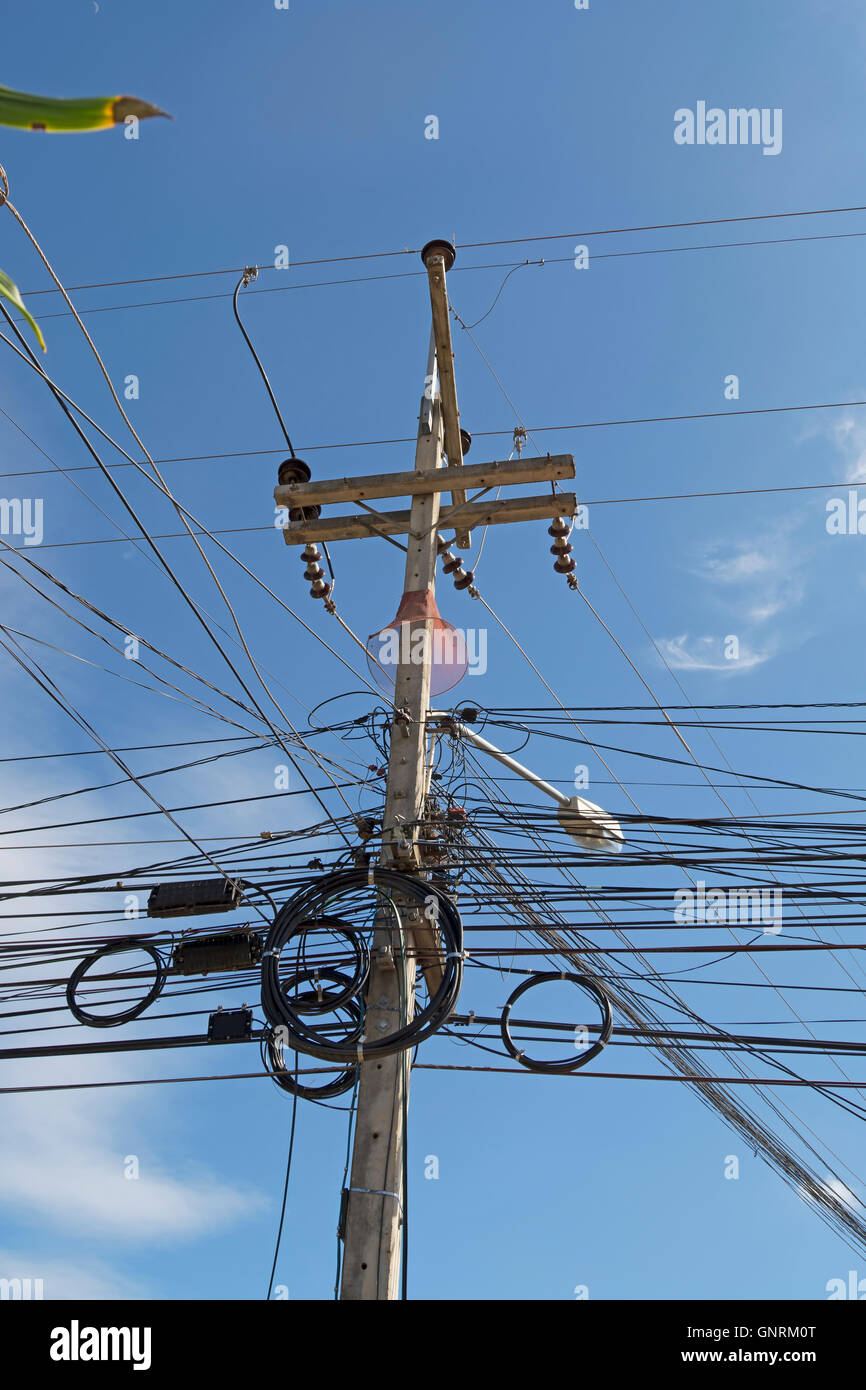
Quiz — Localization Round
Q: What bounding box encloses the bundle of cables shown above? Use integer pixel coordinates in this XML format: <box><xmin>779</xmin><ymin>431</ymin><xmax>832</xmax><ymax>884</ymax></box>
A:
<box><xmin>261</xmin><ymin>867</ymin><xmax>463</xmax><ymax>1063</ymax></box>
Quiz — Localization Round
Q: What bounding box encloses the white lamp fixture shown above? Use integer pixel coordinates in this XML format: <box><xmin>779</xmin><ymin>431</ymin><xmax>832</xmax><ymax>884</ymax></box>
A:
<box><xmin>429</xmin><ymin>715</ymin><xmax>625</xmax><ymax>854</ymax></box>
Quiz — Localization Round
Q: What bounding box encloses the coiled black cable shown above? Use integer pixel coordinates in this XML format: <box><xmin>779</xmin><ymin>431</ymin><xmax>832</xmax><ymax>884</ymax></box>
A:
<box><xmin>276</xmin><ymin>917</ymin><xmax>370</xmax><ymax>1014</ymax></box>
<box><xmin>262</xmin><ymin>1015</ymin><xmax>360</xmax><ymax>1101</ymax></box>
<box><xmin>261</xmin><ymin>868</ymin><xmax>463</xmax><ymax>1061</ymax></box>
<box><xmin>66</xmin><ymin>938</ymin><xmax>167</xmax><ymax>1028</ymax></box>
<box><xmin>500</xmin><ymin>972</ymin><xmax>613</xmax><ymax>1073</ymax></box>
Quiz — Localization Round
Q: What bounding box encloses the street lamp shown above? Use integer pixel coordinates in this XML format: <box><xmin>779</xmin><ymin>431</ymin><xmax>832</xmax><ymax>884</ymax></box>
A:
<box><xmin>430</xmin><ymin>714</ymin><xmax>624</xmax><ymax>853</ymax></box>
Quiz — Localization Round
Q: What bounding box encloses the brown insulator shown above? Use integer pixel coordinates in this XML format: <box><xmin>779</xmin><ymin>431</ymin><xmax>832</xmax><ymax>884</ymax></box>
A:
<box><xmin>304</xmin><ymin>564</ymin><xmax>324</xmax><ymax>581</ymax></box>
<box><xmin>355</xmin><ymin>816</ymin><xmax>377</xmax><ymax>841</ymax></box>
<box><xmin>302</xmin><ymin>544</ymin><xmax>322</xmax><ymax>562</ymax></box>
<box><xmin>454</xmin><ymin>569</ymin><xmax>475</xmax><ymax>590</ymax></box>
<box><xmin>548</xmin><ymin>517</ymin><xmax>570</xmax><ymax>538</ymax></box>
<box><xmin>310</xmin><ymin>579</ymin><xmax>332</xmax><ymax>598</ymax></box>
<box><xmin>289</xmin><ymin>503</ymin><xmax>321</xmax><ymax>523</ymax></box>
<box><xmin>278</xmin><ymin>457</ymin><xmax>312</xmax><ymax>487</ymax></box>
<box><xmin>442</xmin><ymin>555</ymin><xmax>462</xmax><ymax>574</ymax></box>
<box><xmin>421</xmin><ymin>239</ymin><xmax>456</xmax><ymax>272</ymax></box>
<box><xmin>553</xmin><ymin>556</ymin><xmax>576</xmax><ymax>575</ymax></box>
<box><xmin>550</xmin><ymin>539</ymin><xmax>573</xmax><ymax>557</ymax></box>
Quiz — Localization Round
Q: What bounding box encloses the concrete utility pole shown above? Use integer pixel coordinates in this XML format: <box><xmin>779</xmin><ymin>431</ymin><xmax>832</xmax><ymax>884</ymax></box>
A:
<box><xmin>273</xmin><ymin>240</ymin><xmax>579</xmax><ymax>1299</ymax></box>
<box><xmin>337</xmin><ymin>319</ymin><xmax>445</xmax><ymax>1300</ymax></box>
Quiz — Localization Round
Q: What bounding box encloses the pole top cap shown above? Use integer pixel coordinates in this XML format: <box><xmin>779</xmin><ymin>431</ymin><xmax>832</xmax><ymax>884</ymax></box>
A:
<box><xmin>421</xmin><ymin>239</ymin><xmax>456</xmax><ymax>271</ymax></box>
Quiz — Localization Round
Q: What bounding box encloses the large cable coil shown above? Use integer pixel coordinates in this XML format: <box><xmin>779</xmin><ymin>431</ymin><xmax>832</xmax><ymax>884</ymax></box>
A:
<box><xmin>261</xmin><ymin>867</ymin><xmax>463</xmax><ymax>1061</ymax></box>
<box><xmin>500</xmin><ymin>971</ymin><xmax>613</xmax><ymax>1073</ymax></box>
<box><xmin>66</xmin><ymin>938</ymin><xmax>167</xmax><ymax>1028</ymax></box>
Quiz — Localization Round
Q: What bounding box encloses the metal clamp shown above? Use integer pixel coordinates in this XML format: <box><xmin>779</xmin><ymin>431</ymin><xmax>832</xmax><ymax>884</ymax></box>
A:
<box><xmin>345</xmin><ymin>1186</ymin><xmax>404</xmax><ymax>1216</ymax></box>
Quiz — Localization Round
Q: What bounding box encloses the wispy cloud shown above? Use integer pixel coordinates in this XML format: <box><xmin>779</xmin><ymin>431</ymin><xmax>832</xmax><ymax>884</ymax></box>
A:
<box><xmin>800</xmin><ymin>401</ymin><xmax>866</xmax><ymax>483</ymax></box>
<box><xmin>0</xmin><ymin>763</ymin><xmax>269</xmax><ymax>1252</ymax></box>
<box><xmin>690</xmin><ymin>518</ymin><xmax>805</xmax><ymax>625</ymax></box>
<box><xmin>0</xmin><ymin>1056</ymin><xmax>267</xmax><ymax>1244</ymax></box>
<box><xmin>796</xmin><ymin>1173</ymin><xmax>865</xmax><ymax>1221</ymax></box>
<box><xmin>823</xmin><ymin>411</ymin><xmax>866</xmax><ymax>483</ymax></box>
<box><xmin>699</xmin><ymin>547</ymin><xmax>780</xmax><ymax>584</ymax></box>
<box><xmin>652</xmin><ymin>517</ymin><xmax>806</xmax><ymax>674</ymax></box>
<box><xmin>655</xmin><ymin>634</ymin><xmax>774</xmax><ymax>674</ymax></box>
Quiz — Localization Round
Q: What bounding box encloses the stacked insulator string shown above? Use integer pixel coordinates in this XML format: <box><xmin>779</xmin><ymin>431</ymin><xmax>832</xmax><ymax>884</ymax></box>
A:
<box><xmin>549</xmin><ymin>516</ymin><xmax>578</xmax><ymax>590</ymax></box>
<box><xmin>277</xmin><ymin>458</ymin><xmax>333</xmax><ymax>602</ymax></box>
<box><xmin>301</xmin><ymin>543</ymin><xmax>332</xmax><ymax>601</ymax></box>
<box><xmin>437</xmin><ymin>533</ymin><xmax>478</xmax><ymax>596</ymax></box>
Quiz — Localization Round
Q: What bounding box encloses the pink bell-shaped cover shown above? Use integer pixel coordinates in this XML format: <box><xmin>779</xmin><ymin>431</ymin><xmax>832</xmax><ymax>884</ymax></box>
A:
<box><xmin>367</xmin><ymin>589</ymin><xmax>468</xmax><ymax>696</ymax></box>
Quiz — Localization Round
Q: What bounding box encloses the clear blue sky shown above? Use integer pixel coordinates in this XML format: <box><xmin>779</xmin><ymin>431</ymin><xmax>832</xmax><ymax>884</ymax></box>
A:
<box><xmin>2</xmin><ymin>0</ymin><xmax>866</xmax><ymax>1300</ymax></box>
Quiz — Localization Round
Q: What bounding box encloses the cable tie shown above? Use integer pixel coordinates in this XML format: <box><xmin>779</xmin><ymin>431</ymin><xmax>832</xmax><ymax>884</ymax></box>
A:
<box><xmin>356</xmin><ymin>1043</ymin><xmax>365</xmax><ymax>1062</ymax></box>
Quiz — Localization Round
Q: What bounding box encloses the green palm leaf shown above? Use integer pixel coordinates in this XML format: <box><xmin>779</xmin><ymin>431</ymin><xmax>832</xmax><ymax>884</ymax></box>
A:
<box><xmin>0</xmin><ymin>267</ymin><xmax>45</xmax><ymax>351</ymax></box>
<box><xmin>0</xmin><ymin>84</ymin><xmax>169</xmax><ymax>132</ymax></box>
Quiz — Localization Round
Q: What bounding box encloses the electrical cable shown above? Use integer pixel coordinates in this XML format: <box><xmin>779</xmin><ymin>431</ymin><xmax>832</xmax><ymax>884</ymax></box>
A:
<box><xmin>266</xmin><ymin>1066</ymin><xmax>299</xmax><ymax>1301</ymax></box>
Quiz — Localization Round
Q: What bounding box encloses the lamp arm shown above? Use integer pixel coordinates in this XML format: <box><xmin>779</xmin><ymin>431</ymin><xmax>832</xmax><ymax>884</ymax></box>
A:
<box><xmin>428</xmin><ymin>715</ymin><xmax>569</xmax><ymax>806</ymax></box>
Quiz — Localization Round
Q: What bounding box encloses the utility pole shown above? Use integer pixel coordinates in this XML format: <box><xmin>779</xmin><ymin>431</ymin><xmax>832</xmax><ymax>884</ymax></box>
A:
<box><xmin>273</xmin><ymin>240</ymin><xmax>579</xmax><ymax>1299</ymax></box>
<box><xmin>337</xmin><ymin>314</ymin><xmax>445</xmax><ymax>1300</ymax></box>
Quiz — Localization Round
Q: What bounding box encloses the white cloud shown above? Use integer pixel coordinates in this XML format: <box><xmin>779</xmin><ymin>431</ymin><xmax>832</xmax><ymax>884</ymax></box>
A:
<box><xmin>655</xmin><ymin>634</ymin><xmax>774</xmax><ymax>673</ymax></box>
<box><xmin>746</xmin><ymin>598</ymin><xmax>786</xmax><ymax>623</ymax></box>
<box><xmin>800</xmin><ymin>402</ymin><xmax>866</xmax><ymax>483</ymax></box>
<box><xmin>667</xmin><ymin>520</ymin><xmax>808</xmax><ymax>670</ymax></box>
<box><xmin>796</xmin><ymin>1174</ymin><xmax>864</xmax><ymax>1220</ymax></box>
<box><xmin>700</xmin><ymin>548</ymin><xmax>779</xmax><ymax>584</ymax></box>
<box><xmin>0</xmin><ymin>760</ymin><xmax>270</xmax><ymax>1249</ymax></box>
<box><xmin>824</xmin><ymin>1177</ymin><xmax>860</xmax><ymax>1210</ymax></box>
<box><xmin>825</xmin><ymin>412</ymin><xmax>866</xmax><ymax>483</ymax></box>
<box><xmin>0</xmin><ymin>1056</ymin><xmax>267</xmax><ymax>1243</ymax></box>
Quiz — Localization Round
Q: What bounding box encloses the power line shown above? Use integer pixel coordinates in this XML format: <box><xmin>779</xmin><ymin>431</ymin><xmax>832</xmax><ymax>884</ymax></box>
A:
<box><xmin>0</xmin><ymin>223</ymin><xmax>361</xmax><ymax>843</ymax></box>
<box><xmin>4</xmin><ymin>418</ymin><xmax>864</xmax><ymax>497</ymax></box>
<box><xmin>20</xmin><ymin>198</ymin><xmax>866</xmax><ymax>297</ymax></box>
<box><xmin>26</xmin><ymin>227</ymin><xmax>866</xmax><ymax>326</ymax></box>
